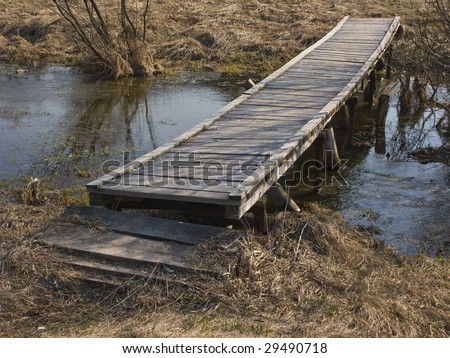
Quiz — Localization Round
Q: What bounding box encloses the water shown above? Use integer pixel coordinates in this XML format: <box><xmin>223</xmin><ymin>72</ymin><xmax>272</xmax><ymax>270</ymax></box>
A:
<box><xmin>0</xmin><ymin>64</ymin><xmax>241</xmax><ymax>179</ymax></box>
<box><xmin>337</xmin><ymin>89</ymin><xmax>450</xmax><ymax>256</ymax></box>
<box><xmin>284</xmin><ymin>82</ymin><xmax>449</xmax><ymax>256</ymax></box>
<box><xmin>0</xmin><ymin>64</ymin><xmax>448</xmax><ymax>255</ymax></box>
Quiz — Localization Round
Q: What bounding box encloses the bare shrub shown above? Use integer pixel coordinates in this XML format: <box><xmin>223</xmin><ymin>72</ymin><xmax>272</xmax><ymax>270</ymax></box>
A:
<box><xmin>53</xmin><ymin>0</ymin><xmax>153</xmax><ymax>78</ymax></box>
<box><xmin>394</xmin><ymin>0</ymin><xmax>449</xmax><ymax>115</ymax></box>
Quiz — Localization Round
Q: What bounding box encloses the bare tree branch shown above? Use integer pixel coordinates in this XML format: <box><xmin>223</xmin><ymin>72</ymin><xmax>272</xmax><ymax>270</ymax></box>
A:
<box><xmin>54</xmin><ymin>0</ymin><xmax>153</xmax><ymax>78</ymax></box>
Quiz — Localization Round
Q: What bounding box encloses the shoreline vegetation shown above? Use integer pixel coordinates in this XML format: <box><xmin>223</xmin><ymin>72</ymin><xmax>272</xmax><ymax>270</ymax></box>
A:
<box><xmin>1</xmin><ymin>1</ymin><xmax>449</xmax><ymax>337</ymax></box>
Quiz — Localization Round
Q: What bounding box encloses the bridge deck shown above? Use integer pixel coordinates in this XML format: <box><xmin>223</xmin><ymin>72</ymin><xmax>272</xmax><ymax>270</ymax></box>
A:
<box><xmin>87</xmin><ymin>17</ymin><xmax>401</xmax><ymax>219</ymax></box>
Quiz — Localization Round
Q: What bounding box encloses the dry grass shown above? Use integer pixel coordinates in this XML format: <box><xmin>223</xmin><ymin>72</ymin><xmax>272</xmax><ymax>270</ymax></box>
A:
<box><xmin>0</xmin><ymin>0</ymin><xmax>427</xmax><ymax>72</ymax></box>
<box><xmin>1</xmin><ymin>181</ymin><xmax>449</xmax><ymax>337</ymax></box>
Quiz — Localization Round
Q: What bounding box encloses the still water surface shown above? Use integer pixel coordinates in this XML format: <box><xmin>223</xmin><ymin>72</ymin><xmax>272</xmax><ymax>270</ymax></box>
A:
<box><xmin>0</xmin><ymin>64</ymin><xmax>448</xmax><ymax>255</ymax></box>
<box><xmin>0</xmin><ymin>65</ymin><xmax>241</xmax><ymax>178</ymax></box>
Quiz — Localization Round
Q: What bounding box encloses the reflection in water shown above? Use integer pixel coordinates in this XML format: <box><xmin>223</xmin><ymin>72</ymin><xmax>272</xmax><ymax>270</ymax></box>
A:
<box><xmin>63</xmin><ymin>78</ymin><xmax>157</xmax><ymax>162</ymax></box>
<box><xmin>0</xmin><ymin>65</ymin><xmax>239</xmax><ymax>179</ymax></box>
<box><xmin>336</xmin><ymin>85</ymin><xmax>449</xmax><ymax>256</ymax></box>
<box><xmin>283</xmin><ymin>82</ymin><xmax>449</xmax><ymax>256</ymax></box>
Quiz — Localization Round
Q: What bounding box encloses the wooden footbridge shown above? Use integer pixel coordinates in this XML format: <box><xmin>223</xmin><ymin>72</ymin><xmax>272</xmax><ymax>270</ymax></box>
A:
<box><xmin>87</xmin><ymin>16</ymin><xmax>401</xmax><ymax>222</ymax></box>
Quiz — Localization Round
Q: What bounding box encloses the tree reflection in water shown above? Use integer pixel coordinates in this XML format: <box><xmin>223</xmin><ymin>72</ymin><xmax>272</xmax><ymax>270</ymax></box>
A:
<box><xmin>51</xmin><ymin>77</ymin><xmax>157</xmax><ymax>177</ymax></box>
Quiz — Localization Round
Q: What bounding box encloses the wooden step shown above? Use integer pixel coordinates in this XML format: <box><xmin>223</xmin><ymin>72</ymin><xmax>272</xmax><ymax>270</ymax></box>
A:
<box><xmin>59</xmin><ymin>254</ymin><xmax>192</xmax><ymax>287</ymax></box>
<box><xmin>62</xmin><ymin>205</ymin><xmax>227</xmax><ymax>246</ymax></box>
<box><xmin>41</xmin><ymin>223</ymin><xmax>213</xmax><ymax>273</ymax></box>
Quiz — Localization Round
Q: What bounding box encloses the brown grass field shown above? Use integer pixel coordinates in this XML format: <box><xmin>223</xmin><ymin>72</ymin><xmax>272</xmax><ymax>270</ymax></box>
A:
<box><xmin>1</xmin><ymin>1</ymin><xmax>449</xmax><ymax>338</ymax></box>
<box><xmin>0</xmin><ymin>0</ymin><xmax>426</xmax><ymax>72</ymax></box>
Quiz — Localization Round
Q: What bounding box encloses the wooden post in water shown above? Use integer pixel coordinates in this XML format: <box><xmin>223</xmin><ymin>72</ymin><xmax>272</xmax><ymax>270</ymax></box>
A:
<box><xmin>346</xmin><ymin>97</ymin><xmax>358</xmax><ymax>144</ymax></box>
<box><xmin>385</xmin><ymin>47</ymin><xmax>393</xmax><ymax>79</ymax></box>
<box><xmin>313</xmin><ymin>133</ymin><xmax>325</xmax><ymax>193</ymax></box>
<box><xmin>334</xmin><ymin>104</ymin><xmax>350</xmax><ymax>130</ymax></box>
<box><xmin>376</xmin><ymin>94</ymin><xmax>390</xmax><ymax>127</ymax></box>
<box><xmin>375</xmin><ymin>94</ymin><xmax>390</xmax><ymax>154</ymax></box>
<box><xmin>268</xmin><ymin>182</ymin><xmax>300</xmax><ymax>212</ymax></box>
<box><xmin>367</xmin><ymin>70</ymin><xmax>377</xmax><ymax>108</ymax></box>
<box><xmin>324</xmin><ymin>127</ymin><xmax>341</xmax><ymax>169</ymax></box>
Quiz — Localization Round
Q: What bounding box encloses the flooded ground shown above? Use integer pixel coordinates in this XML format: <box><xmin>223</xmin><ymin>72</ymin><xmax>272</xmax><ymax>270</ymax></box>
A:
<box><xmin>0</xmin><ymin>64</ymin><xmax>448</xmax><ymax>255</ymax></box>
<box><xmin>286</xmin><ymin>82</ymin><xmax>450</xmax><ymax>256</ymax></box>
<box><xmin>0</xmin><ymin>64</ymin><xmax>241</xmax><ymax>179</ymax></box>
<box><xmin>339</xmin><ymin>95</ymin><xmax>449</xmax><ymax>256</ymax></box>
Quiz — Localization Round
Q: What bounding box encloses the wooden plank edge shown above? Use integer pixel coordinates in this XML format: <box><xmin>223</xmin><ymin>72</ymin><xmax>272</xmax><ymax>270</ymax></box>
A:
<box><xmin>243</xmin><ymin>16</ymin><xmax>350</xmax><ymax>96</ymax></box>
<box><xmin>60</xmin><ymin>256</ymin><xmax>197</xmax><ymax>285</ymax></box>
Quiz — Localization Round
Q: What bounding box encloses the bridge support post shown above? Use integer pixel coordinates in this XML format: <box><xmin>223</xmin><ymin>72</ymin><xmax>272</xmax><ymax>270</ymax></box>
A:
<box><xmin>268</xmin><ymin>182</ymin><xmax>300</xmax><ymax>212</ymax></box>
<box><xmin>375</xmin><ymin>94</ymin><xmax>390</xmax><ymax>154</ymax></box>
<box><xmin>333</xmin><ymin>105</ymin><xmax>350</xmax><ymax>130</ymax></box>
<box><xmin>346</xmin><ymin>97</ymin><xmax>358</xmax><ymax>138</ymax></box>
<box><xmin>250</xmin><ymin>198</ymin><xmax>268</xmax><ymax>233</ymax></box>
<box><xmin>367</xmin><ymin>70</ymin><xmax>377</xmax><ymax>108</ymax></box>
<box><xmin>324</xmin><ymin>127</ymin><xmax>341</xmax><ymax>169</ymax></box>
<box><xmin>385</xmin><ymin>47</ymin><xmax>393</xmax><ymax>79</ymax></box>
<box><xmin>313</xmin><ymin>133</ymin><xmax>325</xmax><ymax>193</ymax></box>
<box><xmin>376</xmin><ymin>94</ymin><xmax>390</xmax><ymax>127</ymax></box>
<box><xmin>89</xmin><ymin>192</ymin><xmax>104</xmax><ymax>207</ymax></box>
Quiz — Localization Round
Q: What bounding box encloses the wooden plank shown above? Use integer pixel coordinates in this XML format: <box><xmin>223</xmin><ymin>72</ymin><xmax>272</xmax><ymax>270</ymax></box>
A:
<box><xmin>63</xmin><ymin>205</ymin><xmax>226</xmax><ymax>245</ymax></box>
<box><xmin>96</xmin><ymin>181</ymin><xmax>237</xmax><ymax>205</ymax></box>
<box><xmin>311</xmin><ymin>48</ymin><xmax>375</xmax><ymax>56</ymax></box>
<box><xmin>185</xmin><ymin>136</ymin><xmax>288</xmax><ymax>145</ymax></box>
<box><xmin>264</xmin><ymin>81</ymin><xmax>346</xmax><ymax>90</ymax></box>
<box><xmin>207</xmin><ymin>120</ymin><xmax>303</xmax><ymax>130</ymax></box>
<box><xmin>176</xmin><ymin>143</ymin><xmax>282</xmax><ymax>155</ymax></box>
<box><xmin>59</xmin><ymin>256</ymin><xmax>193</xmax><ymax>282</ymax></box>
<box><xmin>135</xmin><ymin>163</ymin><xmax>261</xmax><ymax>182</ymax></box>
<box><xmin>304</xmin><ymin>54</ymin><xmax>370</xmax><ymax>63</ymax></box>
<box><xmin>241</xmin><ymin>99</ymin><xmax>326</xmax><ymax>109</ymax></box>
<box><xmin>251</xmin><ymin>88</ymin><xmax>342</xmax><ymax>98</ymax></box>
<box><xmin>42</xmin><ymin>224</ymin><xmax>196</xmax><ymax>270</ymax></box>
<box><xmin>275</xmin><ymin>74</ymin><xmax>353</xmax><ymax>82</ymax></box>
<box><xmin>249</xmin><ymin>91</ymin><xmax>336</xmax><ymax>101</ymax></box>
<box><xmin>300</xmin><ymin>57</ymin><xmax>366</xmax><ymax>65</ymax></box>
<box><xmin>209</xmin><ymin>118</ymin><xmax>310</xmax><ymax>129</ymax></box>
<box><xmin>226</xmin><ymin>108</ymin><xmax>320</xmax><ymax>118</ymax></box>
<box><xmin>190</xmin><ymin>130</ymin><xmax>295</xmax><ymax>141</ymax></box>
<box><xmin>234</xmin><ymin>102</ymin><xmax>324</xmax><ymax>111</ymax></box>
<box><xmin>171</xmin><ymin>144</ymin><xmax>277</xmax><ymax>156</ymax></box>
<box><xmin>287</xmin><ymin>65</ymin><xmax>362</xmax><ymax>74</ymax></box>
<box><xmin>160</xmin><ymin>150</ymin><xmax>268</xmax><ymax>160</ymax></box>
<box><xmin>280</xmin><ymin>71</ymin><xmax>358</xmax><ymax>79</ymax></box>
<box><xmin>105</xmin><ymin>174</ymin><xmax>237</xmax><ymax>194</ymax></box>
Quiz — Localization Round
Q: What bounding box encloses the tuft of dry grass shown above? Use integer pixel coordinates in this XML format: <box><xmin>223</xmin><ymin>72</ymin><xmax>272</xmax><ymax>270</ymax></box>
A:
<box><xmin>189</xmin><ymin>203</ymin><xmax>450</xmax><ymax>337</ymax></box>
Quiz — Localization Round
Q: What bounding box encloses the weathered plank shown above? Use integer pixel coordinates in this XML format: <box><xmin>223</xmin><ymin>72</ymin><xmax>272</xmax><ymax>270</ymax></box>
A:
<box><xmin>42</xmin><ymin>223</ymin><xmax>197</xmax><ymax>270</ymax></box>
<box><xmin>63</xmin><ymin>205</ymin><xmax>226</xmax><ymax>245</ymax></box>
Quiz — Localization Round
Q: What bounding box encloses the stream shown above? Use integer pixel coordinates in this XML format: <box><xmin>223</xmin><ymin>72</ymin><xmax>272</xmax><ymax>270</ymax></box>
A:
<box><xmin>0</xmin><ymin>64</ymin><xmax>448</xmax><ymax>256</ymax></box>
